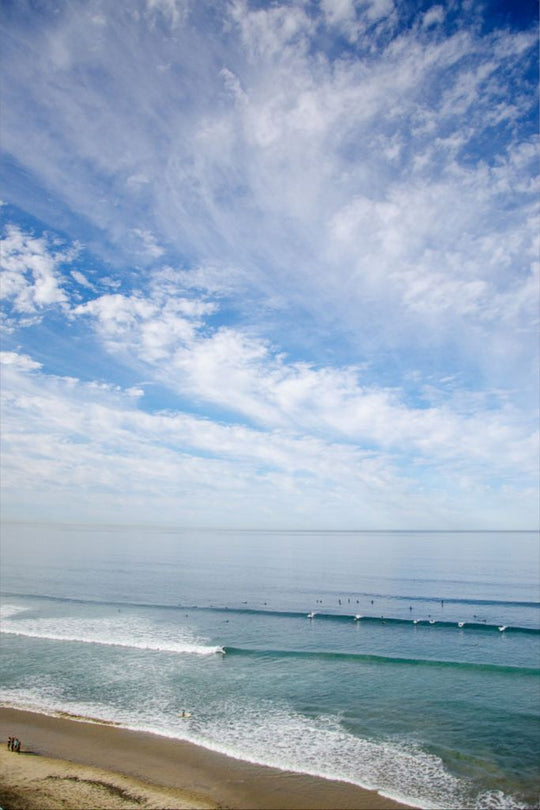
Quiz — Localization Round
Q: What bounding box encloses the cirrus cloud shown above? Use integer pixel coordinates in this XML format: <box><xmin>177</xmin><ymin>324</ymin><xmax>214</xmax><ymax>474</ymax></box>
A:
<box><xmin>0</xmin><ymin>0</ymin><xmax>537</xmax><ymax>528</ymax></box>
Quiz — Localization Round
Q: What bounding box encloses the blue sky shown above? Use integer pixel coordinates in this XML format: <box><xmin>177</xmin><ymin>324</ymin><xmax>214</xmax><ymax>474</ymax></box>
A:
<box><xmin>0</xmin><ymin>0</ymin><xmax>538</xmax><ymax>529</ymax></box>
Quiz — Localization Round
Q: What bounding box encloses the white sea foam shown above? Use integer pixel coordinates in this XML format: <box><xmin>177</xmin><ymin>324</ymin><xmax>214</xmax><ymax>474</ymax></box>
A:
<box><xmin>0</xmin><ymin>687</ymin><xmax>526</xmax><ymax>810</ymax></box>
<box><xmin>475</xmin><ymin>790</ymin><xmax>531</xmax><ymax>809</ymax></box>
<box><xmin>0</xmin><ymin>688</ymin><xmax>125</xmax><ymax>726</ymax></box>
<box><xmin>182</xmin><ymin>703</ymin><xmax>465</xmax><ymax>809</ymax></box>
<box><xmin>0</xmin><ymin>603</ymin><xmax>30</xmax><ymax>620</ymax></box>
<box><xmin>162</xmin><ymin>708</ymin><xmax>533</xmax><ymax>810</ymax></box>
<box><xmin>0</xmin><ymin>610</ymin><xmax>222</xmax><ymax>656</ymax></box>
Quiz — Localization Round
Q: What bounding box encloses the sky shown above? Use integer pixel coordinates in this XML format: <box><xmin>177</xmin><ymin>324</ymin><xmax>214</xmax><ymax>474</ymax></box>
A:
<box><xmin>0</xmin><ymin>0</ymin><xmax>538</xmax><ymax>530</ymax></box>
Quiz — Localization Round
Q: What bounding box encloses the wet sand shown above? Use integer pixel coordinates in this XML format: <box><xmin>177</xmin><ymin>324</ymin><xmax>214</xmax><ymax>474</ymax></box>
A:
<box><xmin>0</xmin><ymin>707</ymin><xmax>415</xmax><ymax>809</ymax></box>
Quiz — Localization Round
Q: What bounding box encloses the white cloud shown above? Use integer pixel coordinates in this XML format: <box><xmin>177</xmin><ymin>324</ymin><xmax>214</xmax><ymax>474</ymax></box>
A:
<box><xmin>1</xmin><ymin>352</ymin><xmax>536</xmax><ymax>528</ymax></box>
<box><xmin>0</xmin><ymin>225</ymin><xmax>69</xmax><ymax>326</ymax></box>
<box><xmin>321</xmin><ymin>0</ymin><xmax>356</xmax><ymax>27</ymax></box>
<box><xmin>364</xmin><ymin>0</ymin><xmax>395</xmax><ymax>23</ymax></box>
<box><xmin>0</xmin><ymin>355</ymin><xmax>403</xmax><ymax>526</ymax></box>
<box><xmin>71</xmin><ymin>269</ymin><xmax>96</xmax><ymax>290</ymax></box>
<box><xmin>0</xmin><ymin>351</ymin><xmax>42</xmax><ymax>371</ymax></box>
<box><xmin>130</xmin><ymin>228</ymin><xmax>165</xmax><ymax>259</ymax></box>
<box><xmin>67</xmin><ymin>270</ymin><xmax>539</xmax><ymax>490</ymax></box>
<box><xmin>230</xmin><ymin>0</ymin><xmax>314</xmax><ymax>61</ymax></box>
<box><xmin>422</xmin><ymin>5</ymin><xmax>445</xmax><ymax>29</ymax></box>
<box><xmin>72</xmin><ymin>282</ymin><xmax>215</xmax><ymax>363</ymax></box>
<box><xmin>1</xmin><ymin>225</ymin><xmax>532</xmax><ymax>521</ymax></box>
<box><xmin>145</xmin><ymin>0</ymin><xmax>188</xmax><ymax>29</ymax></box>
<box><xmin>2</xmin><ymin>1</ymin><xmax>535</xmax><ymax>370</ymax></box>
<box><xmin>0</xmin><ymin>1</ymin><xmax>538</xmax><ymax>527</ymax></box>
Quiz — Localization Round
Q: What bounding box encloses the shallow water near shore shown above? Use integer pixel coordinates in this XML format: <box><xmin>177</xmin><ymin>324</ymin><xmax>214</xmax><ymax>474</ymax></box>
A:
<box><xmin>1</xmin><ymin>524</ymin><xmax>539</xmax><ymax>809</ymax></box>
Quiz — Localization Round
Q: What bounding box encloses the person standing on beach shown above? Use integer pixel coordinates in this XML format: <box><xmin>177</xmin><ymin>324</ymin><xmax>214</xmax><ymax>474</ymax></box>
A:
<box><xmin>8</xmin><ymin>736</ymin><xmax>13</xmax><ymax>750</ymax></box>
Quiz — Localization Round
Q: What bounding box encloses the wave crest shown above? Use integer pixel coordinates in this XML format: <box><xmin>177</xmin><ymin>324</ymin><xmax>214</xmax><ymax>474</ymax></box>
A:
<box><xmin>1</xmin><ymin>612</ymin><xmax>223</xmax><ymax>656</ymax></box>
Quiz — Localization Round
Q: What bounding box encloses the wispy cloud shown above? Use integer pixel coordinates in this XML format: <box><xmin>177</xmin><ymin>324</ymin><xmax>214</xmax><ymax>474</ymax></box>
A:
<box><xmin>1</xmin><ymin>349</ymin><xmax>536</xmax><ymax>528</ymax></box>
<box><xmin>0</xmin><ymin>0</ymin><xmax>538</xmax><ymax>527</ymax></box>
<box><xmin>3</xmin><ymin>0</ymin><xmax>534</xmax><ymax>382</ymax></box>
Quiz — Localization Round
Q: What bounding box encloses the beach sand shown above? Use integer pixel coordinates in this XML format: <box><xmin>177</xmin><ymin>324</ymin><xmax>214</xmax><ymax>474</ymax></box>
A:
<box><xmin>0</xmin><ymin>707</ymin><xmax>414</xmax><ymax>809</ymax></box>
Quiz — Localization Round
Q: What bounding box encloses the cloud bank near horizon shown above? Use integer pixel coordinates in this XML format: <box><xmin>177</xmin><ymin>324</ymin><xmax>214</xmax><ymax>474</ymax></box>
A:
<box><xmin>1</xmin><ymin>0</ymin><xmax>538</xmax><ymax>528</ymax></box>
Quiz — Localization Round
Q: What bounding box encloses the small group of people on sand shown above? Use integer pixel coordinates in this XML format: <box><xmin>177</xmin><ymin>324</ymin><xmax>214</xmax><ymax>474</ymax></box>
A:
<box><xmin>7</xmin><ymin>736</ymin><xmax>21</xmax><ymax>753</ymax></box>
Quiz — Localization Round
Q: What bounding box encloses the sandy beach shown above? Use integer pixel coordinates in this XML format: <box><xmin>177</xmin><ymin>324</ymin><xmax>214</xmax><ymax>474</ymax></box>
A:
<box><xmin>0</xmin><ymin>707</ymin><xmax>414</xmax><ymax>809</ymax></box>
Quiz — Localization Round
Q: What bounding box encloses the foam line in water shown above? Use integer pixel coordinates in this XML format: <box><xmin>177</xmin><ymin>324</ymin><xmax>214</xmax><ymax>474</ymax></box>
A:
<box><xmin>0</xmin><ymin>603</ymin><xmax>30</xmax><ymax>619</ymax></box>
<box><xmin>3</xmin><ymin>593</ymin><xmax>538</xmax><ymax>632</ymax></box>
<box><xmin>1</xmin><ymin>679</ymin><xmax>533</xmax><ymax>810</ymax></box>
<box><xmin>1</xmin><ymin>692</ymin><xmax>528</xmax><ymax>810</ymax></box>
<box><xmin>0</xmin><ymin>612</ymin><xmax>223</xmax><ymax>656</ymax></box>
<box><xmin>1</xmin><ymin>628</ymin><xmax>224</xmax><ymax>655</ymax></box>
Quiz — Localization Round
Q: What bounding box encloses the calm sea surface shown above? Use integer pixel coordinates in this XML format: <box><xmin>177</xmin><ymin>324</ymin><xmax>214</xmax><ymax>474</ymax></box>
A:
<box><xmin>1</xmin><ymin>524</ymin><xmax>539</xmax><ymax>809</ymax></box>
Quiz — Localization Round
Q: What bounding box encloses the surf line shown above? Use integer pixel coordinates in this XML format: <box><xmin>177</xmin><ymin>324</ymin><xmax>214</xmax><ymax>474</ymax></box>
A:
<box><xmin>174</xmin><ymin>604</ymin><xmax>539</xmax><ymax>634</ymax></box>
<box><xmin>221</xmin><ymin>647</ymin><xmax>540</xmax><ymax>674</ymax></box>
<box><xmin>300</xmin><ymin>613</ymin><xmax>538</xmax><ymax>634</ymax></box>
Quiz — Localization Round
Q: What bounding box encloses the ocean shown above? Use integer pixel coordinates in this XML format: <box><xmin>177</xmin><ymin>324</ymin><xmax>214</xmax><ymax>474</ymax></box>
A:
<box><xmin>0</xmin><ymin>524</ymin><xmax>539</xmax><ymax>809</ymax></box>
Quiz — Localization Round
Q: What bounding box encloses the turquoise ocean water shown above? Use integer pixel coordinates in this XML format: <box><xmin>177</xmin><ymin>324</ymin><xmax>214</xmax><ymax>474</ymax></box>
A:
<box><xmin>0</xmin><ymin>524</ymin><xmax>539</xmax><ymax>809</ymax></box>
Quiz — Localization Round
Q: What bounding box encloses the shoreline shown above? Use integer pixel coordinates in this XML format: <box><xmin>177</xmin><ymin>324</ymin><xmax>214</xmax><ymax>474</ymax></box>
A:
<box><xmin>0</xmin><ymin>706</ymin><xmax>415</xmax><ymax>809</ymax></box>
